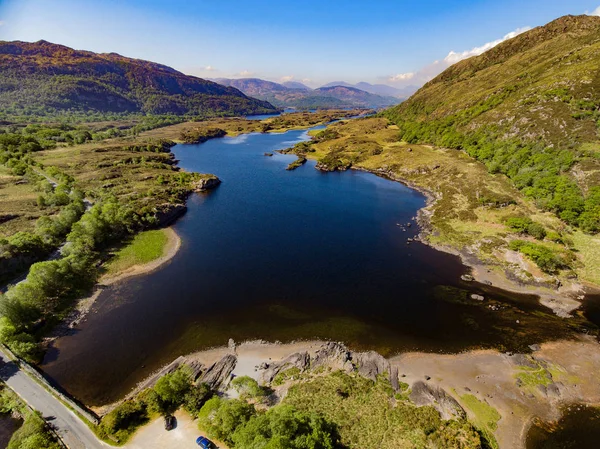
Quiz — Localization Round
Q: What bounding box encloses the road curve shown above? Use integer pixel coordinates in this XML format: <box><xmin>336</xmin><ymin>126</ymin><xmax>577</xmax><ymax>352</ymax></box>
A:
<box><xmin>0</xmin><ymin>350</ymin><xmax>106</xmax><ymax>449</ymax></box>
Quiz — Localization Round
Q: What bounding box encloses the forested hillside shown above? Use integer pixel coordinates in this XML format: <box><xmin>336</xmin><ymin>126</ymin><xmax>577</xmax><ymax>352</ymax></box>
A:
<box><xmin>385</xmin><ymin>15</ymin><xmax>600</xmax><ymax>233</ymax></box>
<box><xmin>0</xmin><ymin>40</ymin><xmax>277</xmax><ymax>118</ymax></box>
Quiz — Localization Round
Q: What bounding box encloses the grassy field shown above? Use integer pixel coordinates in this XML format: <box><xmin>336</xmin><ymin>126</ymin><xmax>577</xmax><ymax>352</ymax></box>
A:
<box><xmin>103</xmin><ymin>229</ymin><xmax>169</xmax><ymax>277</ymax></box>
<box><xmin>457</xmin><ymin>393</ymin><xmax>501</xmax><ymax>449</ymax></box>
<box><xmin>0</xmin><ymin>166</ymin><xmax>48</xmax><ymax>237</ymax></box>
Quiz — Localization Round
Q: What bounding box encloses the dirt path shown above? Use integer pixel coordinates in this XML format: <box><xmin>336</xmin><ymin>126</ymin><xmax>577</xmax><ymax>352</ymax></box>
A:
<box><xmin>124</xmin><ymin>409</ymin><xmax>229</xmax><ymax>449</ymax></box>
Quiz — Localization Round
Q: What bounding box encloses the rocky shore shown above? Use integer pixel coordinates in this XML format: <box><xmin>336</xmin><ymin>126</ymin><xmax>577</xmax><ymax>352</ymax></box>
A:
<box><xmin>109</xmin><ymin>338</ymin><xmax>600</xmax><ymax>449</ymax></box>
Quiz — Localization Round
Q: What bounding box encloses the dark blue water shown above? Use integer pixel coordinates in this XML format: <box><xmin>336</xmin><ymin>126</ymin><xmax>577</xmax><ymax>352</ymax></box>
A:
<box><xmin>41</xmin><ymin>128</ymin><xmax>594</xmax><ymax>405</ymax></box>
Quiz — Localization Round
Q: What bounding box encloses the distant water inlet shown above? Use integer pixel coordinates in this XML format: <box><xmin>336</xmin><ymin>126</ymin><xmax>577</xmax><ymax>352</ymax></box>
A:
<box><xmin>42</xmin><ymin>127</ymin><xmax>598</xmax><ymax>406</ymax></box>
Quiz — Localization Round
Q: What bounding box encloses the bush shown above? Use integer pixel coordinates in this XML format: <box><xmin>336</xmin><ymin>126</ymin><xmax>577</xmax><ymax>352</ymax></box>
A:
<box><xmin>231</xmin><ymin>376</ymin><xmax>266</xmax><ymax>400</ymax></box>
<box><xmin>197</xmin><ymin>397</ymin><xmax>256</xmax><ymax>445</ymax></box>
<box><xmin>101</xmin><ymin>400</ymin><xmax>148</xmax><ymax>441</ymax></box>
<box><xmin>527</xmin><ymin>222</ymin><xmax>547</xmax><ymax>240</ymax></box>
<box><xmin>509</xmin><ymin>240</ymin><xmax>568</xmax><ymax>273</ymax></box>
<box><xmin>7</xmin><ymin>411</ymin><xmax>61</xmax><ymax>449</ymax></box>
<box><xmin>232</xmin><ymin>405</ymin><xmax>338</xmax><ymax>449</ymax></box>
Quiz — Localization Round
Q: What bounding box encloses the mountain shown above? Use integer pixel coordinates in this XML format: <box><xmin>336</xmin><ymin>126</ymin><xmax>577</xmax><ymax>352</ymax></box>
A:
<box><xmin>314</xmin><ymin>86</ymin><xmax>400</xmax><ymax>107</ymax></box>
<box><xmin>321</xmin><ymin>81</ymin><xmax>417</xmax><ymax>98</ymax></box>
<box><xmin>212</xmin><ymin>77</ymin><xmax>399</xmax><ymax>109</ymax></box>
<box><xmin>282</xmin><ymin>81</ymin><xmax>312</xmax><ymax>91</ymax></box>
<box><xmin>385</xmin><ymin>14</ymin><xmax>600</xmax><ymax>232</ymax></box>
<box><xmin>0</xmin><ymin>40</ymin><xmax>277</xmax><ymax>117</ymax></box>
<box><xmin>212</xmin><ymin>77</ymin><xmax>290</xmax><ymax>96</ymax></box>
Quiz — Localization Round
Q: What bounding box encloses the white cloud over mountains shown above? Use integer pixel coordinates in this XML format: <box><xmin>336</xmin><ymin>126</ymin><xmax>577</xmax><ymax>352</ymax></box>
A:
<box><xmin>387</xmin><ymin>26</ymin><xmax>530</xmax><ymax>87</ymax></box>
<box><xmin>588</xmin><ymin>6</ymin><xmax>600</xmax><ymax>16</ymax></box>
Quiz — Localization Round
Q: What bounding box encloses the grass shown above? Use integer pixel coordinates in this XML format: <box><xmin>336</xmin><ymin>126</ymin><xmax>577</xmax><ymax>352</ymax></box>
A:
<box><xmin>283</xmin><ymin>371</ymin><xmax>483</xmax><ymax>449</ymax></box>
<box><xmin>104</xmin><ymin>229</ymin><xmax>169</xmax><ymax>277</ymax></box>
<box><xmin>0</xmin><ymin>166</ymin><xmax>48</xmax><ymax>237</ymax></box>
<box><xmin>515</xmin><ymin>365</ymin><xmax>553</xmax><ymax>389</ymax></box>
<box><xmin>457</xmin><ymin>393</ymin><xmax>501</xmax><ymax>449</ymax></box>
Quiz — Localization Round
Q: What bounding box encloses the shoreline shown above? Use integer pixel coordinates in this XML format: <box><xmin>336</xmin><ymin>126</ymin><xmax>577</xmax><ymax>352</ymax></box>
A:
<box><xmin>349</xmin><ymin>164</ymin><xmax>590</xmax><ymax>318</ymax></box>
<box><xmin>44</xmin><ymin>227</ymin><xmax>182</xmax><ymax>343</ymax></box>
<box><xmin>110</xmin><ymin>337</ymin><xmax>600</xmax><ymax>449</ymax></box>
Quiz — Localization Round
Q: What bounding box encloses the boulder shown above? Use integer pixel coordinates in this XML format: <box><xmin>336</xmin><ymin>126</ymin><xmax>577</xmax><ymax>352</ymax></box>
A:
<box><xmin>471</xmin><ymin>294</ymin><xmax>485</xmax><ymax>301</ymax></box>
<box><xmin>199</xmin><ymin>354</ymin><xmax>237</xmax><ymax>390</ymax></box>
<box><xmin>193</xmin><ymin>176</ymin><xmax>221</xmax><ymax>191</ymax></box>
<box><xmin>155</xmin><ymin>203</ymin><xmax>187</xmax><ymax>226</ymax></box>
<box><xmin>311</xmin><ymin>342</ymin><xmax>353</xmax><ymax>372</ymax></box>
<box><xmin>409</xmin><ymin>381</ymin><xmax>466</xmax><ymax>420</ymax></box>
<box><xmin>260</xmin><ymin>352</ymin><xmax>310</xmax><ymax>384</ymax></box>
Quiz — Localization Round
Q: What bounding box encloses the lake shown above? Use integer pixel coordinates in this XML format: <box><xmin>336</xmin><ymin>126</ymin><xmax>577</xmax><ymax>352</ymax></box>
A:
<box><xmin>41</xmin><ymin>127</ymin><xmax>596</xmax><ymax>406</ymax></box>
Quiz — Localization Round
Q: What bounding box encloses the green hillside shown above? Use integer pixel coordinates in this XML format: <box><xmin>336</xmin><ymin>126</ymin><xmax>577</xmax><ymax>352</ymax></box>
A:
<box><xmin>385</xmin><ymin>15</ymin><xmax>600</xmax><ymax>233</ymax></box>
<box><xmin>0</xmin><ymin>40</ymin><xmax>277</xmax><ymax>118</ymax></box>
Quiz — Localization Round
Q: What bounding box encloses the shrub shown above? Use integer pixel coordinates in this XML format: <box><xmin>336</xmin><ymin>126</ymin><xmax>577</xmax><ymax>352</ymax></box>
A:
<box><xmin>509</xmin><ymin>240</ymin><xmax>568</xmax><ymax>273</ymax></box>
<box><xmin>527</xmin><ymin>222</ymin><xmax>547</xmax><ymax>240</ymax></box>
<box><xmin>231</xmin><ymin>376</ymin><xmax>266</xmax><ymax>400</ymax></box>
<box><xmin>197</xmin><ymin>397</ymin><xmax>256</xmax><ymax>445</ymax></box>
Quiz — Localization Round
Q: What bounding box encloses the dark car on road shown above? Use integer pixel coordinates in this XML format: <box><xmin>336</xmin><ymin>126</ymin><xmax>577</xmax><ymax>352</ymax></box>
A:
<box><xmin>164</xmin><ymin>415</ymin><xmax>175</xmax><ymax>431</ymax></box>
<box><xmin>196</xmin><ymin>436</ymin><xmax>215</xmax><ymax>448</ymax></box>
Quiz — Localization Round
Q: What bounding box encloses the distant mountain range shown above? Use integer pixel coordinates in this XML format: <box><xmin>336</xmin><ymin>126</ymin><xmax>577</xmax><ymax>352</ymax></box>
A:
<box><xmin>0</xmin><ymin>40</ymin><xmax>277</xmax><ymax>117</ymax></box>
<box><xmin>212</xmin><ymin>78</ymin><xmax>402</xmax><ymax>109</ymax></box>
<box><xmin>321</xmin><ymin>81</ymin><xmax>418</xmax><ymax>99</ymax></box>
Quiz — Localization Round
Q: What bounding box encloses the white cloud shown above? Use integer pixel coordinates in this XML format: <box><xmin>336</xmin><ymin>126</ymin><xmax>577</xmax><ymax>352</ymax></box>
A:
<box><xmin>389</xmin><ymin>72</ymin><xmax>415</xmax><ymax>82</ymax></box>
<box><xmin>443</xmin><ymin>27</ymin><xmax>530</xmax><ymax>64</ymax></box>
<box><xmin>238</xmin><ymin>70</ymin><xmax>254</xmax><ymax>77</ymax></box>
<box><xmin>385</xmin><ymin>26</ymin><xmax>530</xmax><ymax>87</ymax></box>
<box><xmin>588</xmin><ymin>6</ymin><xmax>600</xmax><ymax>16</ymax></box>
<box><xmin>281</xmin><ymin>75</ymin><xmax>295</xmax><ymax>82</ymax></box>
<box><xmin>204</xmin><ymin>65</ymin><xmax>216</xmax><ymax>72</ymax></box>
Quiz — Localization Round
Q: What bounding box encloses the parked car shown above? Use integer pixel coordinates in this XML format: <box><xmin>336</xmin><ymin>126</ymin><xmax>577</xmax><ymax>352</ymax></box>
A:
<box><xmin>164</xmin><ymin>415</ymin><xmax>175</xmax><ymax>431</ymax></box>
<box><xmin>196</xmin><ymin>436</ymin><xmax>215</xmax><ymax>448</ymax></box>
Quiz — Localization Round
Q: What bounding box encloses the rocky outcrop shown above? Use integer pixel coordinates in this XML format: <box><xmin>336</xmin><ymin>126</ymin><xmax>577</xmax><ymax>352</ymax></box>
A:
<box><xmin>409</xmin><ymin>381</ymin><xmax>466</xmax><ymax>420</ymax></box>
<box><xmin>354</xmin><ymin>351</ymin><xmax>399</xmax><ymax>390</ymax></box>
<box><xmin>199</xmin><ymin>354</ymin><xmax>237</xmax><ymax>389</ymax></box>
<box><xmin>193</xmin><ymin>176</ymin><xmax>221</xmax><ymax>191</ymax></box>
<box><xmin>260</xmin><ymin>352</ymin><xmax>311</xmax><ymax>384</ymax></box>
<box><xmin>154</xmin><ymin>203</ymin><xmax>187</xmax><ymax>227</ymax></box>
<box><xmin>311</xmin><ymin>342</ymin><xmax>354</xmax><ymax>372</ymax></box>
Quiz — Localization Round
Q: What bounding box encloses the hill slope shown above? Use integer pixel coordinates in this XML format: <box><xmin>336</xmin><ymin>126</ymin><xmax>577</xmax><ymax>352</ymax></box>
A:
<box><xmin>385</xmin><ymin>14</ymin><xmax>600</xmax><ymax>233</ymax></box>
<box><xmin>315</xmin><ymin>85</ymin><xmax>399</xmax><ymax>107</ymax></box>
<box><xmin>213</xmin><ymin>78</ymin><xmax>400</xmax><ymax>109</ymax></box>
<box><xmin>0</xmin><ymin>40</ymin><xmax>277</xmax><ymax>117</ymax></box>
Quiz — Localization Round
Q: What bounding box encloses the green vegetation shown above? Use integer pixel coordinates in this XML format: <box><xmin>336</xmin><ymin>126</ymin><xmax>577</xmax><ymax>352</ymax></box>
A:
<box><xmin>98</xmin><ymin>366</ymin><xmax>211</xmax><ymax>444</ymax></box>
<box><xmin>286</xmin><ymin>157</ymin><xmax>306</xmax><ymax>171</ymax></box>
<box><xmin>505</xmin><ymin>217</ymin><xmax>547</xmax><ymax>240</ymax></box>
<box><xmin>103</xmin><ymin>229</ymin><xmax>169</xmax><ymax>277</ymax></box>
<box><xmin>0</xmin><ymin>40</ymin><xmax>277</xmax><ymax>119</ymax></box>
<box><xmin>509</xmin><ymin>240</ymin><xmax>572</xmax><ymax>273</ymax></box>
<box><xmin>384</xmin><ymin>15</ymin><xmax>600</xmax><ymax>233</ymax></box>
<box><xmin>198</xmin><ymin>398</ymin><xmax>338</xmax><ymax>449</ymax></box>
<box><xmin>0</xmin><ymin>383</ymin><xmax>61</xmax><ymax>449</ymax></box>
<box><xmin>457</xmin><ymin>393</ymin><xmax>501</xmax><ymax>449</ymax></box>
<box><xmin>179</xmin><ymin>128</ymin><xmax>227</xmax><ymax>144</ymax></box>
<box><xmin>231</xmin><ymin>376</ymin><xmax>267</xmax><ymax>401</ymax></box>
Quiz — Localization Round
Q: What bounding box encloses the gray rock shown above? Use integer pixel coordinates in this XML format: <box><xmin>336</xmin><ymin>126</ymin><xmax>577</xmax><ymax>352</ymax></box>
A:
<box><xmin>528</xmin><ymin>344</ymin><xmax>541</xmax><ymax>352</ymax></box>
<box><xmin>155</xmin><ymin>203</ymin><xmax>187</xmax><ymax>226</ymax></box>
<box><xmin>199</xmin><ymin>354</ymin><xmax>237</xmax><ymax>390</ymax></box>
<box><xmin>260</xmin><ymin>352</ymin><xmax>310</xmax><ymax>384</ymax></box>
<box><xmin>461</xmin><ymin>274</ymin><xmax>474</xmax><ymax>282</ymax></box>
<box><xmin>409</xmin><ymin>381</ymin><xmax>466</xmax><ymax>420</ymax></box>
<box><xmin>312</xmin><ymin>342</ymin><xmax>353</xmax><ymax>371</ymax></box>
<box><xmin>471</xmin><ymin>294</ymin><xmax>485</xmax><ymax>301</ymax></box>
<box><xmin>193</xmin><ymin>176</ymin><xmax>221</xmax><ymax>191</ymax></box>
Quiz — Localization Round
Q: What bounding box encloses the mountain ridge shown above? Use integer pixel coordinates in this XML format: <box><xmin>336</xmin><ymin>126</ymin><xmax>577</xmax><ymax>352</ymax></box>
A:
<box><xmin>0</xmin><ymin>40</ymin><xmax>277</xmax><ymax>117</ymax></box>
<box><xmin>385</xmin><ymin>14</ymin><xmax>600</xmax><ymax>232</ymax></box>
<box><xmin>213</xmin><ymin>77</ymin><xmax>400</xmax><ymax>109</ymax></box>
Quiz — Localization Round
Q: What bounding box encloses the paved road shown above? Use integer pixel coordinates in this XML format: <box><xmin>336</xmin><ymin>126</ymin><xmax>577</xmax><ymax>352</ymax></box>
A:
<box><xmin>0</xmin><ymin>351</ymin><xmax>106</xmax><ymax>449</ymax></box>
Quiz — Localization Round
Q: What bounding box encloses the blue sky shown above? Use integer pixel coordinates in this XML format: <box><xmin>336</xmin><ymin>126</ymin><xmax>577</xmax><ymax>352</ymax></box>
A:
<box><xmin>1</xmin><ymin>0</ymin><xmax>600</xmax><ymax>87</ymax></box>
